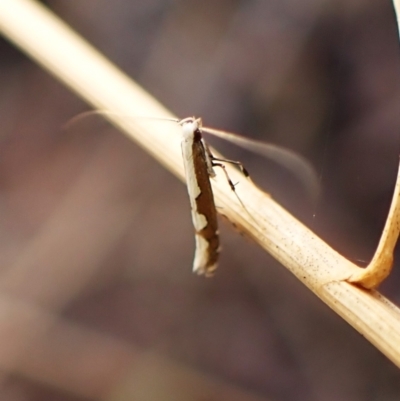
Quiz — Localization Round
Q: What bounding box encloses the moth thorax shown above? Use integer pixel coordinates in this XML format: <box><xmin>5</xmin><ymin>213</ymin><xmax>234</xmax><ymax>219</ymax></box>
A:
<box><xmin>181</xmin><ymin>122</ymin><xmax>197</xmax><ymax>139</ymax></box>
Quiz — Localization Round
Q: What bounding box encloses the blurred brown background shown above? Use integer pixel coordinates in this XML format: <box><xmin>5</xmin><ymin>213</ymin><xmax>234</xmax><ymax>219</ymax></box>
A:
<box><xmin>0</xmin><ymin>0</ymin><xmax>400</xmax><ymax>400</ymax></box>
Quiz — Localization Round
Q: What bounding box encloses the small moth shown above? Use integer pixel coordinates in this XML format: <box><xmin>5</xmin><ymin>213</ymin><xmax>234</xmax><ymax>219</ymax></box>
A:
<box><xmin>180</xmin><ymin>117</ymin><xmax>221</xmax><ymax>276</ymax></box>
<box><xmin>174</xmin><ymin>117</ymin><xmax>318</xmax><ymax>277</ymax></box>
<box><xmin>177</xmin><ymin>116</ymin><xmax>319</xmax><ymax>277</ymax></box>
<box><xmin>67</xmin><ymin>111</ymin><xmax>319</xmax><ymax>277</ymax></box>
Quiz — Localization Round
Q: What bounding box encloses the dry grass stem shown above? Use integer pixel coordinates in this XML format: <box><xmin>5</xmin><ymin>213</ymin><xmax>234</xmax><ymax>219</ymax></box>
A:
<box><xmin>348</xmin><ymin>162</ymin><xmax>400</xmax><ymax>288</ymax></box>
<box><xmin>0</xmin><ymin>0</ymin><xmax>400</xmax><ymax>368</ymax></box>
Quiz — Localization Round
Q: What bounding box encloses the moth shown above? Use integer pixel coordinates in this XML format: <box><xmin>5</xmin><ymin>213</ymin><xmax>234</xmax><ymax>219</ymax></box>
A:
<box><xmin>176</xmin><ymin>116</ymin><xmax>318</xmax><ymax>277</ymax></box>
<box><xmin>67</xmin><ymin>111</ymin><xmax>318</xmax><ymax>277</ymax></box>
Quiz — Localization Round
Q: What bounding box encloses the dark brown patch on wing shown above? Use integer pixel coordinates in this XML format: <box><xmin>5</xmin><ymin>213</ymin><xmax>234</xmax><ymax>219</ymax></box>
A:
<box><xmin>192</xmin><ymin>133</ymin><xmax>220</xmax><ymax>270</ymax></box>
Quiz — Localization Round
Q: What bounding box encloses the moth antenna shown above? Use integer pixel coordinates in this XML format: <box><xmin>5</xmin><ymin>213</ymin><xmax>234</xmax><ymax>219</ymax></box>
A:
<box><xmin>201</xmin><ymin>126</ymin><xmax>320</xmax><ymax>201</ymax></box>
<box><xmin>64</xmin><ymin>109</ymin><xmax>180</xmax><ymax>131</ymax></box>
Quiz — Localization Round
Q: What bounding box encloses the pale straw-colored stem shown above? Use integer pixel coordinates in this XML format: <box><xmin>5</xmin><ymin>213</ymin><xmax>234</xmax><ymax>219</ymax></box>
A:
<box><xmin>0</xmin><ymin>0</ymin><xmax>400</xmax><ymax>366</ymax></box>
<box><xmin>345</xmin><ymin>0</ymin><xmax>400</xmax><ymax>288</ymax></box>
<box><xmin>347</xmin><ymin>163</ymin><xmax>400</xmax><ymax>288</ymax></box>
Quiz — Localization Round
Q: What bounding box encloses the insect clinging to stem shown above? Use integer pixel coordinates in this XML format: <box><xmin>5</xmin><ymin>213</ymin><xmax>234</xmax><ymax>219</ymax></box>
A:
<box><xmin>66</xmin><ymin>111</ymin><xmax>319</xmax><ymax>277</ymax></box>
<box><xmin>168</xmin><ymin>116</ymin><xmax>319</xmax><ymax>277</ymax></box>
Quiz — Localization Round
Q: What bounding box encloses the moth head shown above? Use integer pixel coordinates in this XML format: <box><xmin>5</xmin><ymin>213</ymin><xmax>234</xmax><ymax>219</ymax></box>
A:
<box><xmin>180</xmin><ymin>117</ymin><xmax>203</xmax><ymax>138</ymax></box>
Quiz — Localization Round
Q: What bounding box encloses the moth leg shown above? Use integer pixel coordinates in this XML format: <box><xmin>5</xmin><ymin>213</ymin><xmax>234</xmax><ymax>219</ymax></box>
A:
<box><xmin>212</xmin><ymin>157</ymin><xmax>250</xmax><ymax>178</ymax></box>
<box><xmin>211</xmin><ymin>162</ymin><xmax>238</xmax><ymax>192</ymax></box>
<box><xmin>211</xmin><ymin>160</ymin><xmax>259</xmax><ymax>228</ymax></box>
